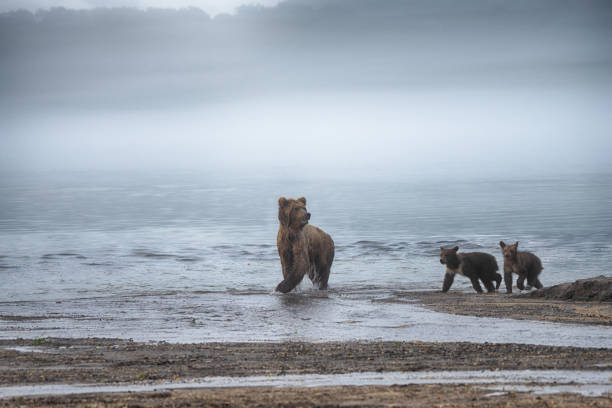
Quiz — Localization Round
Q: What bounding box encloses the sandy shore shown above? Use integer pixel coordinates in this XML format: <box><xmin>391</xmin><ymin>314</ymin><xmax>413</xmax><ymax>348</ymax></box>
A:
<box><xmin>379</xmin><ymin>290</ymin><xmax>612</xmax><ymax>325</ymax></box>
<box><xmin>1</xmin><ymin>338</ymin><xmax>611</xmax><ymax>406</ymax></box>
<box><xmin>4</xmin><ymin>384</ymin><xmax>611</xmax><ymax>407</ymax></box>
<box><xmin>1</xmin><ymin>338</ymin><xmax>611</xmax><ymax>385</ymax></box>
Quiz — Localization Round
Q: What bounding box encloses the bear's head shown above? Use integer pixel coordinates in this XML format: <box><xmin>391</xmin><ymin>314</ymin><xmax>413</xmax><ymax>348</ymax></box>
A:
<box><xmin>439</xmin><ymin>246</ymin><xmax>459</xmax><ymax>265</ymax></box>
<box><xmin>278</xmin><ymin>197</ymin><xmax>311</xmax><ymax>229</ymax></box>
<box><xmin>500</xmin><ymin>241</ymin><xmax>519</xmax><ymax>262</ymax></box>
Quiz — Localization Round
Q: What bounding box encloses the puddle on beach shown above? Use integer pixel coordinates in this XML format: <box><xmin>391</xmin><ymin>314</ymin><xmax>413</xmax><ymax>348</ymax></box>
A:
<box><xmin>486</xmin><ymin>384</ymin><xmax>612</xmax><ymax>397</ymax></box>
<box><xmin>0</xmin><ymin>370</ymin><xmax>610</xmax><ymax>399</ymax></box>
<box><xmin>2</xmin><ymin>346</ymin><xmax>47</xmax><ymax>353</ymax></box>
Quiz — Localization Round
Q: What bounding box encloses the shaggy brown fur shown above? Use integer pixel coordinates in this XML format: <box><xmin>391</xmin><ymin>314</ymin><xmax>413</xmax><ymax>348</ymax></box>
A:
<box><xmin>439</xmin><ymin>246</ymin><xmax>501</xmax><ymax>293</ymax></box>
<box><xmin>276</xmin><ymin>197</ymin><xmax>335</xmax><ymax>293</ymax></box>
<box><xmin>500</xmin><ymin>241</ymin><xmax>543</xmax><ymax>293</ymax></box>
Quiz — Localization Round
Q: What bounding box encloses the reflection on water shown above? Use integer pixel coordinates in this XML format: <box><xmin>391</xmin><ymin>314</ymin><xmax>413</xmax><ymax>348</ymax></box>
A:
<box><xmin>0</xmin><ymin>172</ymin><xmax>611</xmax><ymax>344</ymax></box>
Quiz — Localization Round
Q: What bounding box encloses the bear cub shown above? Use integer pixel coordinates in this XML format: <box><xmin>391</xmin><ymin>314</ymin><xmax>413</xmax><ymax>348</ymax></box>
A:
<box><xmin>499</xmin><ymin>241</ymin><xmax>543</xmax><ymax>293</ymax></box>
<box><xmin>439</xmin><ymin>246</ymin><xmax>501</xmax><ymax>293</ymax></box>
<box><xmin>276</xmin><ymin>197</ymin><xmax>335</xmax><ymax>293</ymax></box>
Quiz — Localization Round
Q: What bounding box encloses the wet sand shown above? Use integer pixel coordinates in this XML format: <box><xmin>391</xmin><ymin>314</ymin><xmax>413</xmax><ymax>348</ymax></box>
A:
<box><xmin>1</xmin><ymin>338</ymin><xmax>611</xmax><ymax>406</ymax></box>
<box><xmin>4</xmin><ymin>384</ymin><xmax>611</xmax><ymax>408</ymax></box>
<box><xmin>380</xmin><ymin>290</ymin><xmax>612</xmax><ymax>325</ymax></box>
<box><xmin>1</xmin><ymin>338</ymin><xmax>611</xmax><ymax>385</ymax></box>
<box><xmin>1</xmin><ymin>287</ymin><xmax>611</xmax><ymax>406</ymax></box>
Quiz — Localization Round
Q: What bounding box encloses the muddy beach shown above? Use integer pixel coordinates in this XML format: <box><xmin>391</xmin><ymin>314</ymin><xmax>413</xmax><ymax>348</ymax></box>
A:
<box><xmin>381</xmin><ymin>290</ymin><xmax>612</xmax><ymax>326</ymax></box>
<box><xmin>382</xmin><ymin>277</ymin><xmax>612</xmax><ymax>326</ymax></box>
<box><xmin>1</xmin><ymin>337</ymin><xmax>611</xmax><ymax>406</ymax></box>
<box><xmin>4</xmin><ymin>384</ymin><xmax>612</xmax><ymax>408</ymax></box>
<box><xmin>1</xmin><ymin>338</ymin><xmax>611</xmax><ymax>385</ymax></box>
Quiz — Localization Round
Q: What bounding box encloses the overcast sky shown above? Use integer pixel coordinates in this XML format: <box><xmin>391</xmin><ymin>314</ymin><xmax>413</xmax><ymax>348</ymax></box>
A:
<box><xmin>1</xmin><ymin>0</ymin><xmax>611</xmax><ymax>178</ymax></box>
<box><xmin>0</xmin><ymin>0</ymin><xmax>282</xmax><ymax>15</ymax></box>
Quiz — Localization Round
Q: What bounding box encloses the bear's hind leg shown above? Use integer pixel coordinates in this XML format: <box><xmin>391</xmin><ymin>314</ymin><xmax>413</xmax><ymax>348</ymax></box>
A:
<box><xmin>527</xmin><ymin>274</ymin><xmax>543</xmax><ymax>290</ymax></box>
<box><xmin>310</xmin><ymin>255</ymin><xmax>331</xmax><ymax>290</ymax></box>
<box><xmin>483</xmin><ymin>279</ymin><xmax>495</xmax><ymax>293</ymax></box>
<box><xmin>315</xmin><ymin>246</ymin><xmax>334</xmax><ymax>290</ymax></box>
<box><xmin>307</xmin><ymin>264</ymin><xmax>316</xmax><ymax>282</ymax></box>
<box><xmin>469</xmin><ymin>276</ymin><xmax>484</xmax><ymax>293</ymax></box>
<box><xmin>517</xmin><ymin>274</ymin><xmax>526</xmax><ymax>291</ymax></box>
<box><xmin>317</xmin><ymin>265</ymin><xmax>330</xmax><ymax>290</ymax></box>
<box><xmin>494</xmin><ymin>273</ymin><xmax>502</xmax><ymax>290</ymax></box>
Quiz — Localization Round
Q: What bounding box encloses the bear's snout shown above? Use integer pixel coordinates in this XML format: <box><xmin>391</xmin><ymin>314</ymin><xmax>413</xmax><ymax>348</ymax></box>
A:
<box><xmin>440</xmin><ymin>259</ymin><xmax>445</xmax><ymax>264</ymax></box>
<box><xmin>306</xmin><ymin>213</ymin><xmax>311</xmax><ymax>220</ymax></box>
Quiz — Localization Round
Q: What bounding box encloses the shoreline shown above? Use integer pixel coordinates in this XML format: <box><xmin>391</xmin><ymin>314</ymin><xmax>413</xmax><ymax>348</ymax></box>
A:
<box><xmin>1</xmin><ymin>281</ymin><xmax>611</xmax><ymax>406</ymax></box>
<box><xmin>1</xmin><ymin>338</ymin><xmax>611</xmax><ymax>406</ymax></box>
<box><xmin>1</xmin><ymin>338</ymin><xmax>610</xmax><ymax>385</ymax></box>
<box><xmin>377</xmin><ymin>289</ymin><xmax>612</xmax><ymax>326</ymax></box>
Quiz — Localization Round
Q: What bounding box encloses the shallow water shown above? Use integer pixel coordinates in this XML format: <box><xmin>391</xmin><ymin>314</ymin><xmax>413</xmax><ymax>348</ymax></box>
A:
<box><xmin>0</xmin><ymin>172</ymin><xmax>611</xmax><ymax>344</ymax></box>
<box><xmin>0</xmin><ymin>370</ymin><xmax>610</xmax><ymax>398</ymax></box>
<box><xmin>1</xmin><ymin>288</ymin><xmax>611</xmax><ymax>347</ymax></box>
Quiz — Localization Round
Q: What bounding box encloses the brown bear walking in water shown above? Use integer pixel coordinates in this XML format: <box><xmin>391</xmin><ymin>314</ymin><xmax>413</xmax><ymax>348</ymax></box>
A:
<box><xmin>499</xmin><ymin>241</ymin><xmax>543</xmax><ymax>293</ymax></box>
<box><xmin>276</xmin><ymin>197</ymin><xmax>335</xmax><ymax>293</ymax></box>
<box><xmin>439</xmin><ymin>246</ymin><xmax>501</xmax><ymax>293</ymax></box>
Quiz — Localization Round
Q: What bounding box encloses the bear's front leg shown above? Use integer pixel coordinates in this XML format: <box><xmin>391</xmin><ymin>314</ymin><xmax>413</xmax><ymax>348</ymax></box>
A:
<box><xmin>275</xmin><ymin>273</ymin><xmax>305</xmax><ymax>293</ymax></box>
<box><xmin>442</xmin><ymin>272</ymin><xmax>455</xmax><ymax>292</ymax></box>
<box><xmin>504</xmin><ymin>269</ymin><xmax>513</xmax><ymax>293</ymax></box>
<box><xmin>276</xmin><ymin>247</ymin><xmax>308</xmax><ymax>293</ymax></box>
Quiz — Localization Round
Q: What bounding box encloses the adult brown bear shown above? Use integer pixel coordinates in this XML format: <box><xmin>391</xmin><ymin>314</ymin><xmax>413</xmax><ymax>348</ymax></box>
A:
<box><xmin>275</xmin><ymin>197</ymin><xmax>334</xmax><ymax>293</ymax></box>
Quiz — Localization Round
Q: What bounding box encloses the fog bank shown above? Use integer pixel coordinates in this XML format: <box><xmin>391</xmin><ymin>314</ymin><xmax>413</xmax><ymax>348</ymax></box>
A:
<box><xmin>1</xmin><ymin>0</ymin><xmax>611</xmax><ymax>178</ymax></box>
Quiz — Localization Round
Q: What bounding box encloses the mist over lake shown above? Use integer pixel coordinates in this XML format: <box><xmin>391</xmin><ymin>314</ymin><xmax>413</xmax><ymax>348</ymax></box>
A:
<box><xmin>1</xmin><ymin>0</ymin><xmax>611</xmax><ymax>177</ymax></box>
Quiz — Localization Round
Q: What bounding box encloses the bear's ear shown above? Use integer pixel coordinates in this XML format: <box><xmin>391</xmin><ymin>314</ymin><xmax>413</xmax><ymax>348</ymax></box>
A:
<box><xmin>278</xmin><ymin>197</ymin><xmax>289</xmax><ymax>207</ymax></box>
<box><xmin>513</xmin><ymin>241</ymin><xmax>519</xmax><ymax>248</ymax></box>
<box><xmin>452</xmin><ymin>246</ymin><xmax>459</xmax><ymax>252</ymax></box>
<box><xmin>297</xmin><ymin>197</ymin><xmax>306</xmax><ymax>205</ymax></box>
<box><xmin>500</xmin><ymin>241</ymin><xmax>506</xmax><ymax>248</ymax></box>
<box><xmin>440</xmin><ymin>246</ymin><xmax>445</xmax><ymax>251</ymax></box>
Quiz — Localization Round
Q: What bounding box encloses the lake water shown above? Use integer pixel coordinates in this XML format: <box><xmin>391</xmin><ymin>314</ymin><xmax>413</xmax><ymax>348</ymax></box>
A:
<box><xmin>0</xmin><ymin>171</ymin><xmax>611</xmax><ymax>346</ymax></box>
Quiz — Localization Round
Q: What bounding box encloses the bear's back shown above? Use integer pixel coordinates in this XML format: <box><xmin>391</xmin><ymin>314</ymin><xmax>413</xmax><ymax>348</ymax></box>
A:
<box><xmin>518</xmin><ymin>251</ymin><xmax>543</xmax><ymax>272</ymax></box>
<box><xmin>304</xmin><ymin>224</ymin><xmax>334</xmax><ymax>256</ymax></box>
<box><xmin>460</xmin><ymin>252</ymin><xmax>499</xmax><ymax>277</ymax></box>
